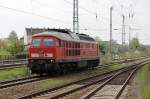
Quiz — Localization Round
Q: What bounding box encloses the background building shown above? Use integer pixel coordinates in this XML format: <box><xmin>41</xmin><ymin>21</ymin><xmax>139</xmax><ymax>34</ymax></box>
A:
<box><xmin>24</xmin><ymin>28</ymin><xmax>49</xmax><ymax>46</ymax></box>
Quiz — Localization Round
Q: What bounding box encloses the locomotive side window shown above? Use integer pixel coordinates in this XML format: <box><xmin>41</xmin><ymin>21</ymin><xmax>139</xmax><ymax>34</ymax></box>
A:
<box><xmin>61</xmin><ymin>41</ymin><xmax>63</xmax><ymax>47</ymax></box>
<box><xmin>32</xmin><ymin>39</ymin><xmax>41</xmax><ymax>46</ymax></box>
<box><xmin>73</xmin><ymin>42</ymin><xmax>75</xmax><ymax>48</ymax></box>
<box><xmin>77</xmin><ymin>43</ymin><xmax>80</xmax><ymax>48</ymax></box>
<box><xmin>44</xmin><ymin>38</ymin><xmax>53</xmax><ymax>46</ymax></box>
<box><xmin>75</xmin><ymin>43</ymin><xmax>78</xmax><ymax>48</ymax></box>
<box><xmin>66</xmin><ymin>42</ymin><xmax>68</xmax><ymax>48</ymax></box>
<box><xmin>62</xmin><ymin>41</ymin><xmax>65</xmax><ymax>47</ymax></box>
<box><xmin>69</xmin><ymin>42</ymin><xmax>71</xmax><ymax>48</ymax></box>
<box><xmin>92</xmin><ymin>44</ymin><xmax>94</xmax><ymax>48</ymax></box>
<box><xmin>81</xmin><ymin>43</ymin><xmax>83</xmax><ymax>48</ymax></box>
<box><xmin>56</xmin><ymin>39</ymin><xmax>60</xmax><ymax>47</ymax></box>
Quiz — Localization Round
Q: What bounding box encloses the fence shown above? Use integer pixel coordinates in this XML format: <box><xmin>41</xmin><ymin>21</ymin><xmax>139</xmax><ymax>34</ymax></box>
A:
<box><xmin>0</xmin><ymin>53</ymin><xmax>28</xmax><ymax>60</ymax></box>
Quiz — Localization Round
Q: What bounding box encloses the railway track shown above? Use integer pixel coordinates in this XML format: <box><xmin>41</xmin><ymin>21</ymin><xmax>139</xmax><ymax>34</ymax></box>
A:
<box><xmin>0</xmin><ymin>62</ymin><xmax>114</xmax><ymax>90</ymax></box>
<box><xmin>0</xmin><ymin>59</ymin><xmax>27</xmax><ymax>70</ymax></box>
<box><xmin>0</xmin><ymin>57</ymin><xmax>146</xmax><ymax>90</ymax></box>
<box><xmin>0</xmin><ymin>59</ymin><xmax>27</xmax><ymax>64</ymax></box>
<box><xmin>0</xmin><ymin>75</ymin><xmax>51</xmax><ymax>89</ymax></box>
<box><xmin>0</xmin><ymin>63</ymin><xmax>27</xmax><ymax>70</ymax></box>
<box><xmin>107</xmin><ymin>56</ymin><xmax>147</xmax><ymax>65</ymax></box>
<box><xmin>0</xmin><ymin>56</ymin><xmax>146</xmax><ymax>70</ymax></box>
<box><xmin>82</xmin><ymin>62</ymin><xmax>147</xmax><ymax>99</ymax></box>
<box><xmin>17</xmin><ymin>60</ymin><xmax>149</xmax><ymax>99</ymax></box>
<box><xmin>0</xmin><ymin>63</ymin><xmax>115</xmax><ymax>90</ymax></box>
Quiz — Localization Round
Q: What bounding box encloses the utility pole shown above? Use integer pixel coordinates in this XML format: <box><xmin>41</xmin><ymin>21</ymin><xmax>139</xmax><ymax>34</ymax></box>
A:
<box><xmin>110</xmin><ymin>7</ymin><xmax>113</xmax><ymax>59</ymax></box>
<box><xmin>122</xmin><ymin>15</ymin><xmax>125</xmax><ymax>45</ymax></box>
<box><xmin>129</xmin><ymin>26</ymin><xmax>131</xmax><ymax>50</ymax></box>
<box><xmin>136</xmin><ymin>32</ymin><xmax>139</xmax><ymax>39</ymax></box>
<box><xmin>73</xmin><ymin>0</ymin><xmax>79</xmax><ymax>33</ymax></box>
<box><xmin>129</xmin><ymin>26</ymin><xmax>131</xmax><ymax>43</ymax></box>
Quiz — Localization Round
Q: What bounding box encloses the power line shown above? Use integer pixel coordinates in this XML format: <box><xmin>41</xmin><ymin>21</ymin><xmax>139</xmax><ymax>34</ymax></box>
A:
<box><xmin>31</xmin><ymin>0</ymin><xmax>73</xmax><ymax>14</ymax></box>
<box><xmin>31</xmin><ymin>0</ymin><xmax>108</xmax><ymax>30</ymax></box>
<box><xmin>64</xmin><ymin>0</ymin><xmax>95</xmax><ymax>15</ymax></box>
<box><xmin>80</xmin><ymin>28</ymin><xmax>109</xmax><ymax>31</ymax></box>
<box><xmin>64</xmin><ymin>0</ymin><xmax>109</xmax><ymax>24</ymax></box>
<box><xmin>30</xmin><ymin>0</ymin><xmax>110</xmax><ymax>31</ymax></box>
<box><xmin>30</xmin><ymin>0</ymin><xmax>88</xmax><ymax>30</ymax></box>
<box><xmin>0</xmin><ymin>4</ymin><xmax>70</xmax><ymax>24</ymax></box>
<box><xmin>110</xmin><ymin>0</ymin><xmax>123</xmax><ymax>16</ymax></box>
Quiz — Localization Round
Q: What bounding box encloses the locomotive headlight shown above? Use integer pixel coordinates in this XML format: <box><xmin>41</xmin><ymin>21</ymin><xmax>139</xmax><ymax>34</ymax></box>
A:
<box><xmin>49</xmin><ymin>59</ymin><xmax>54</xmax><ymax>63</ymax></box>
<box><xmin>31</xmin><ymin>53</ymin><xmax>39</xmax><ymax>57</ymax></box>
<box><xmin>46</xmin><ymin>53</ymin><xmax>53</xmax><ymax>57</ymax></box>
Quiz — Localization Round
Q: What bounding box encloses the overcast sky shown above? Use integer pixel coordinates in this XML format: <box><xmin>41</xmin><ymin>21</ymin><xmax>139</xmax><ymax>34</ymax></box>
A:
<box><xmin>0</xmin><ymin>0</ymin><xmax>150</xmax><ymax>44</ymax></box>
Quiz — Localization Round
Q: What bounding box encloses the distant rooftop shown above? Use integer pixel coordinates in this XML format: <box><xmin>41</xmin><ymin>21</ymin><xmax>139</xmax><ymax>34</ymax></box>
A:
<box><xmin>25</xmin><ymin>28</ymin><xmax>71</xmax><ymax>35</ymax></box>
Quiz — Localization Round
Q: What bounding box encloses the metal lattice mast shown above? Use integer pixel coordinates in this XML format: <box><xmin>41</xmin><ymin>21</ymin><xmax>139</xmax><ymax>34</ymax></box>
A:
<box><xmin>110</xmin><ymin>7</ymin><xmax>113</xmax><ymax>58</ymax></box>
<box><xmin>122</xmin><ymin>15</ymin><xmax>125</xmax><ymax>45</ymax></box>
<box><xmin>73</xmin><ymin>0</ymin><xmax>79</xmax><ymax>33</ymax></box>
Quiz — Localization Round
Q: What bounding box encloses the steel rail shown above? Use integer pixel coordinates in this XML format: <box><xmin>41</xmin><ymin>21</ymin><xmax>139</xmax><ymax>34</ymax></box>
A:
<box><xmin>0</xmin><ymin>64</ymin><xmax>113</xmax><ymax>89</ymax></box>
<box><xmin>0</xmin><ymin>75</ymin><xmax>51</xmax><ymax>89</ymax></box>
<box><xmin>0</xmin><ymin>56</ymin><xmax>147</xmax><ymax>84</ymax></box>
<box><xmin>0</xmin><ymin>63</ymin><xmax>27</xmax><ymax>67</ymax></box>
<box><xmin>115</xmin><ymin>68</ymin><xmax>137</xmax><ymax>99</ymax></box>
<box><xmin>48</xmin><ymin>64</ymin><xmax>138</xmax><ymax>99</ymax></box>
<box><xmin>114</xmin><ymin>62</ymin><xmax>149</xmax><ymax>99</ymax></box>
<box><xmin>0</xmin><ymin>56</ymin><xmax>147</xmax><ymax>70</ymax></box>
<box><xmin>0</xmin><ymin>59</ymin><xmax>27</xmax><ymax>63</ymax></box>
<box><xmin>17</xmin><ymin>67</ymin><xmax>130</xmax><ymax>99</ymax></box>
<box><xmin>0</xmin><ymin>63</ymin><xmax>122</xmax><ymax>90</ymax></box>
<box><xmin>82</xmin><ymin>62</ymin><xmax>149</xmax><ymax>99</ymax></box>
<box><xmin>0</xmin><ymin>75</ymin><xmax>40</xmax><ymax>84</ymax></box>
<box><xmin>17</xmin><ymin>60</ymin><xmax>149</xmax><ymax>99</ymax></box>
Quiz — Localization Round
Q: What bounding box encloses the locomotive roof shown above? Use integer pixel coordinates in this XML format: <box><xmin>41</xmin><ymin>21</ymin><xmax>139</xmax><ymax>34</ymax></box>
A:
<box><xmin>32</xmin><ymin>31</ymin><xmax>96</xmax><ymax>43</ymax></box>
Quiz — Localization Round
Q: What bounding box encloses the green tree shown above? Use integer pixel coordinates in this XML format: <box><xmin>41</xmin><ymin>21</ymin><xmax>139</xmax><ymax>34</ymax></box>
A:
<box><xmin>95</xmin><ymin>36</ymin><xmax>109</xmax><ymax>55</ymax></box>
<box><xmin>6</xmin><ymin>31</ymin><xmax>24</xmax><ymax>55</ymax></box>
<box><xmin>7</xmin><ymin>30</ymin><xmax>18</xmax><ymax>44</ymax></box>
<box><xmin>17</xmin><ymin>37</ymin><xmax>25</xmax><ymax>53</ymax></box>
<box><xmin>129</xmin><ymin>38</ymin><xmax>140</xmax><ymax>50</ymax></box>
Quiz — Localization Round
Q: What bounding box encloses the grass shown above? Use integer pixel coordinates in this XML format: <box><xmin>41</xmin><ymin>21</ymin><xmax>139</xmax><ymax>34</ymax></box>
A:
<box><xmin>0</xmin><ymin>49</ymin><xmax>10</xmax><ymax>55</ymax></box>
<box><xmin>41</xmin><ymin>79</ymin><xmax>65</xmax><ymax>90</ymax></box>
<box><xmin>110</xmin><ymin>60</ymin><xmax>137</xmax><ymax>70</ymax></box>
<box><xmin>136</xmin><ymin>65</ymin><xmax>149</xmax><ymax>80</ymax></box>
<box><xmin>135</xmin><ymin>64</ymin><xmax>150</xmax><ymax>99</ymax></box>
<box><xmin>120</xmin><ymin>50</ymin><xmax>147</xmax><ymax>59</ymax></box>
<box><xmin>101</xmin><ymin>54</ymin><xmax>112</xmax><ymax>64</ymax></box>
<box><xmin>141</xmin><ymin>85</ymin><xmax>150</xmax><ymax>99</ymax></box>
<box><xmin>0</xmin><ymin>66</ymin><xmax>31</xmax><ymax>80</ymax></box>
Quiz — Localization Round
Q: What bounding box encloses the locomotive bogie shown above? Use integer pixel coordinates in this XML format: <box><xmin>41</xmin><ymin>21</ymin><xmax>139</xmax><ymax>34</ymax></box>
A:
<box><xmin>28</xmin><ymin>59</ymin><xmax>99</xmax><ymax>74</ymax></box>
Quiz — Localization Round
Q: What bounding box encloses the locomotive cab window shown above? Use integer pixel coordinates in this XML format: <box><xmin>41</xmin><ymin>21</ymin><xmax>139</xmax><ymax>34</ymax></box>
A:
<box><xmin>32</xmin><ymin>38</ymin><xmax>41</xmax><ymax>46</ymax></box>
<box><xmin>44</xmin><ymin>38</ymin><xmax>53</xmax><ymax>46</ymax></box>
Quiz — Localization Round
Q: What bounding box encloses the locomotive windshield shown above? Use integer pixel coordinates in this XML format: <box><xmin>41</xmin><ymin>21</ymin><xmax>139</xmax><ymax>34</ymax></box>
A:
<box><xmin>32</xmin><ymin>39</ymin><xmax>41</xmax><ymax>46</ymax></box>
<box><xmin>44</xmin><ymin>38</ymin><xmax>53</xmax><ymax>46</ymax></box>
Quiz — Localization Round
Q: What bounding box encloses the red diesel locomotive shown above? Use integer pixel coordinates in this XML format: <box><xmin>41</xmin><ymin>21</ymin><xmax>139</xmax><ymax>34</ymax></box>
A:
<box><xmin>28</xmin><ymin>29</ymin><xmax>100</xmax><ymax>74</ymax></box>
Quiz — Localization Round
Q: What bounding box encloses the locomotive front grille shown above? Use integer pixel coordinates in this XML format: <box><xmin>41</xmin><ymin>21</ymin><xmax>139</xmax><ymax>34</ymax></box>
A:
<box><xmin>45</xmin><ymin>53</ymin><xmax>53</xmax><ymax>57</ymax></box>
<box><xmin>31</xmin><ymin>53</ymin><xmax>39</xmax><ymax>57</ymax></box>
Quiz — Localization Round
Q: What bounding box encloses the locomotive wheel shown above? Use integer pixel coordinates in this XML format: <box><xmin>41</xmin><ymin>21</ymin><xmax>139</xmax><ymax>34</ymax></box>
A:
<box><xmin>39</xmin><ymin>65</ymin><xmax>44</xmax><ymax>76</ymax></box>
<box><xmin>53</xmin><ymin>64</ymin><xmax>61</xmax><ymax>74</ymax></box>
<box><xmin>31</xmin><ymin>69</ymin><xmax>35</xmax><ymax>74</ymax></box>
